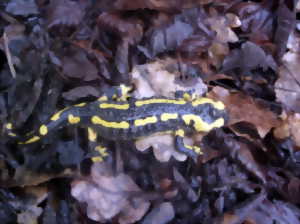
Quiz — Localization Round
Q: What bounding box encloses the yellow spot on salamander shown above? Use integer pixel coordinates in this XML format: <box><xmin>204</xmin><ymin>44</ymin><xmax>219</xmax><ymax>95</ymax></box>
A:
<box><xmin>8</xmin><ymin>132</ymin><xmax>17</xmax><ymax>137</ymax></box>
<box><xmin>19</xmin><ymin>136</ymin><xmax>40</xmax><ymax>144</ymax></box>
<box><xmin>68</xmin><ymin>114</ymin><xmax>80</xmax><ymax>124</ymax></box>
<box><xmin>6</xmin><ymin>123</ymin><xmax>13</xmax><ymax>130</ymax></box>
<box><xmin>134</xmin><ymin>116</ymin><xmax>158</xmax><ymax>126</ymax></box>
<box><xmin>99</xmin><ymin>103</ymin><xmax>129</xmax><ymax>110</ymax></box>
<box><xmin>39</xmin><ymin>125</ymin><xmax>48</xmax><ymax>136</ymax></box>
<box><xmin>135</xmin><ymin>99</ymin><xmax>186</xmax><ymax>107</ymax></box>
<box><xmin>74</xmin><ymin>102</ymin><xmax>86</xmax><ymax>107</ymax></box>
<box><xmin>193</xmin><ymin>146</ymin><xmax>202</xmax><ymax>154</ymax></box>
<box><xmin>92</xmin><ymin>156</ymin><xmax>104</xmax><ymax>162</ymax></box>
<box><xmin>91</xmin><ymin>116</ymin><xmax>129</xmax><ymax>129</ymax></box>
<box><xmin>182</xmin><ymin>114</ymin><xmax>224</xmax><ymax>132</ymax></box>
<box><xmin>184</xmin><ymin>144</ymin><xmax>203</xmax><ymax>154</ymax></box>
<box><xmin>183</xmin><ymin>93</ymin><xmax>192</xmax><ymax>101</ymax></box>
<box><xmin>175</xmin><ymin>129</ymin><xmax>185</xmax><ymax>137</ymax></box>
<box><xmin>50</xmin><ymin>108</ymin><xmax>68</xmax><ymax>121</ymax></box>
<box><xmin>92</xmin><ymin>146</ymin><xmax>109</xmax><ymax>162</ymax></box>
<box><xmin>88</xmin><ymin>127</ymin><xmax>97</xmax><ymax>142</ymax></box>
<box><xmin>98</xmin><ymin>95</ymin><xmax>108</xmax><ymax>102</ymax></box>
<box><xmin>95</xmin><ymin>146</ymin><xmax>108</xmax><ymax>157</ymax></box>
<box><xmin>192</xmin><ymin>98</ymin><xmax>225</xmax><ymax>110</ymax></box>
<box><xmin>161</xmin><ymin>113</ymin><xmax>178</xmax><ymax>121</ymax></box>
<box><xmin>119</xmin><ymin>84</ymin><xmax>132</xmax><ymax>101</ymax></box>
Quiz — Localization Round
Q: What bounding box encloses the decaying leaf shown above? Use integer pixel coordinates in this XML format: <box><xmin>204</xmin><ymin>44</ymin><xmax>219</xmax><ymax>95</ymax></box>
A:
<box><xmin>5</xmin><ymin>0</ymin><xmax>38</xmax><ymax>16</ymax></box>
<box><xmin>1</xmin><ymin>1</ymin><xmax>300</xmax><ymax>223</ymax></box>
<box><xmin>131</xmin><ymin>58</ymin><xmax>207</xmax><ymax>98</ymax></box>
<box><xmin>275</xmin><ymin>51</ymin><xmax>300</xmax><ymax>112</ymax></box>
<box><xmin>135</xmin><ymin>133</ymin><xmax>187</xmax><ymax>162</ymax></box>
<box><xmin>210</xmin><ymin>86</ymin><xmax>280</xmax><ymax>137</ymax></box>
<box><xmin>62</xmin><ymin>86</ymin><xmax>101</xmax><ymax>101</ymax></box>
<box><xmin>71</xmin><ymin>163</ymin><xmax>150</xmax><ymax>223</ymax></box>
<box><xmin>46</xmin><ymin>0</ymin><xmax>85</xmax><ymax>28</ymax></box>
<box><xmin>274</xmin><ymin>112</ymin><xmax>300</xmax><ymax>148</ymax></box>
<box><xmin>142</xmin><ymin>202</ymin><xmax>174</xmax><ymax>224</ymax></box>
<box><xmin>61</xmin><ymin>47</ymin><xmax>99</xmax><ymax>81</ymax></box>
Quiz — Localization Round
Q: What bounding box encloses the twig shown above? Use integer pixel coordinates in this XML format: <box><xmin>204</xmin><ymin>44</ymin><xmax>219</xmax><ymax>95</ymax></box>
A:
<box><xmin>3</xmin><ymin>32</ymin><xmax>16</xmax><ymax>78</ymax></box>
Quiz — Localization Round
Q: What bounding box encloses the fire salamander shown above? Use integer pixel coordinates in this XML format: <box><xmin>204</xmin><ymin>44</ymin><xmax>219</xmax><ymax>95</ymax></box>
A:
<box><xmin>6</xmin><ymin>86</ymin><xmax>228</xmax><ymax>162</ymax></box>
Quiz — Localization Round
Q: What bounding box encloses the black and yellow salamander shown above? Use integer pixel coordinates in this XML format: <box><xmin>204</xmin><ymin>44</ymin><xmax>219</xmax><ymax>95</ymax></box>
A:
<box><xmin>6</xmin><ymin>86</ymin><xmax>228</xmax><ymax>161</ymax></box>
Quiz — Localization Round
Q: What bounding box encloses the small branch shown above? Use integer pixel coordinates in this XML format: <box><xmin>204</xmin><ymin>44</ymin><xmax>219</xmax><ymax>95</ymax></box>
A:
<box><xmin>3</xmin><ymin>32</ymin><xmax>16</xmax><ymax>78</ymax></box>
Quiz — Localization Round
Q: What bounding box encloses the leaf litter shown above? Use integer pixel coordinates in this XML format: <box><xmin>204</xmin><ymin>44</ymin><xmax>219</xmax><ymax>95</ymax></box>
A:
<box><xmin>0</xmin><ymin>0</ymin><xmax>300</xmax><ymax>223</ymax></box>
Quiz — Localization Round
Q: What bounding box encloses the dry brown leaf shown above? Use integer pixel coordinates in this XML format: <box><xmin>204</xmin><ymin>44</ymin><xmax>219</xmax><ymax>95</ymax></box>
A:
<box><xmin>274</xmin><ymin>112</ymin><xmax>300</xmax><ymax>148</ymax></box>
<box><xmin>226</xmin><ymin>13</ymin><xmax>242</xmax><ymax>28</ymax></box>
<box><xmin>16</xmin><ymin>186</ymin><xmax>47</xmax><ymax>224</ymax></box>
<box><xmin>206</xmin><ymin>11</ymin><xmax>239</xmax><ymax>43</ymax></box>
<box><xmin>209</xmin><ymin>86</ymin><xmax>279</xmax><ymax>137</ymax></box>
<box><xmin>131</xmin><ymin>58</ymin><xmax>207</xmax><ymax>98</ymax></box>
<box><xmin>71</xmin><ymin>163</ymin><xmax>150</xmax><ymax>223</ymax></box>
<box><xmin>61</xmin><ymin>47</ymin><xmax>99</xmax><ymax>81</ymax></box>
<box><xmin>46</xmin><ymin>0</ymin><xmax>85</xmax><ymax>28</ymax></box>
<box><xmin>275</xmin><ymin>51</ymin><xmax>300</xmax><ymax>112</ymax></box>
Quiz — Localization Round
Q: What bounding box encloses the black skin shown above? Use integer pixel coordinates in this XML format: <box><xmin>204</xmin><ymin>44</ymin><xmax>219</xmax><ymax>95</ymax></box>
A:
<box><xmin>11</xmin><ymin>86</ymin><xmax>227</xmax><ymax>160</ymax></box>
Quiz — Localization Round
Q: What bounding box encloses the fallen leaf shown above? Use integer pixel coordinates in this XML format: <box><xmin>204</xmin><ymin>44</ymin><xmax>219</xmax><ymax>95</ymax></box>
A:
<box><xmin>5</xmin><ymin>0</ymin><xmax>39</xmax><ymax>16</ymax></box>
<box><xmin>135</xmin><ymin>133</ymin><xmax>187</xmax><ymax>162</ymax></box>
<box><xmin>274</xmin><ymin>112</ymin><xmax>300</xmax><ymax>148</ymax></box>
<box><xmin>61</xmin><ymin>47</ymin><xmax>99</xmax><ymax>81</ymax></box>
<box><xmin>71</xmin><ymin>163</ymin><xmax>150</xmax><ymax>223</ymax></box>
<box><xmin>222</xmin><ymin>41</ymin><xmax>277</xmax><ymax>75</ymax></box>
<box><xmin>142</xmin><ymin>202</ymin><xmax>174</xmax><ymax>224</ymax></box>
<box><xmin>62</xmin><ymin>86</ymin><xmax>101</xmax><ymax>101</ymax></box>
<box><xmin>138</xmin><ymin>19</ymin><xmax>194</xmax><ymax>58</ymax></box>
<box><xmin>46</xmin><ymin>0</ymin><xmax>85</xmax><ymax>28</ymax></box>
<box><xmin>275</xmin><ymin>51</ymin><xmax>300</xmax><ymax>112</ymax></box>
<box><xmin>209</xmin><ymin>86</ymin><xmax>280</xmax><ymax>137</ymax></box>
<box><xmin>131</xmin><ymin>58</ymin><xmax>207</xmax><ymax>98</ymax></box>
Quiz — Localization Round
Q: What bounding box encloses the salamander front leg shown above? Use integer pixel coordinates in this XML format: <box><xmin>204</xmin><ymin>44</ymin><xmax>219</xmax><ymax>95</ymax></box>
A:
<box><xmin>98</xmin><ymin>84</ymin><xmax>133</xmax><ymax>102</ymax></box>
<box><xmin>174</xmin><ymin>129</ymin><xmax>202</xmax><ymax>162</ymax></box>
<box><xmin>87</xmin><ymin>127</ymin><xmax>109</xmax><ymax>162</ymax></box>
<box><xmin>175</xmin><ymin>89</ymin><xmax>197</xmax><ymax>101</ymax></box>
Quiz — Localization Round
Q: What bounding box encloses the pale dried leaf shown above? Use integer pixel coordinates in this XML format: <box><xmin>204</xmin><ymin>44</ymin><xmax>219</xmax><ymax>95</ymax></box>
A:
<box><xmin>71</xmin><ymin>163</ymin><xmax>150</xmax><ymax>223</ymax></box>
<box><xmin>275</xmin><ymin>52</ymin><xmax>300</xmax><ymax>112</ymax></box>
<box><xmin>135</xmin><ymin>134</ymin><xmax>187</xmax><ymax>162</ymax></box>
<box><xmin>131</xmin><ymin>58</ymin><xmax>207</xmax><ymax>98</ymax></box>
<box><xmin>274</xmin><ymin>113</ymin><xmax>300</xmax><ymax>147</ymax></box>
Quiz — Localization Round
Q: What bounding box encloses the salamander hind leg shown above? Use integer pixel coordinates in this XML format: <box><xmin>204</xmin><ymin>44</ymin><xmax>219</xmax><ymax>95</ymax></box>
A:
<box><xmin>174</xmin><ymin>129</ymin><xmax>202</xmax><ymax>162</ymax></box>
<box><xmin>87</xmin><ymin>127</ymin><xmax>109</xmax><ymax>162</ymax></box>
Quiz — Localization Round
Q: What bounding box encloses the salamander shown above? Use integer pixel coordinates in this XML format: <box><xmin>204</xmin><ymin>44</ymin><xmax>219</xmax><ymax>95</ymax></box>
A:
<box><xmin>6</xmin><ymin>86</ymin><xmax>228</xmax><ymax>161</ymax></box>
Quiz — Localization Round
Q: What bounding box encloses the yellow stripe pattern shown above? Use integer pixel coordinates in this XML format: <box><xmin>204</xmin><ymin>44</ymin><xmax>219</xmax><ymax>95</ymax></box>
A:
<box><xmin>99</xmin><ymin>103</ymin><xmax>129</xmax><ymax>110</ymax></box>
<box><xmin>50</xmin><ymin>108</ymin><xmax>69</xmax><ymax>121</ymax></box>
<box><xmin>91</xmin><ymin>116</ymin><xmax>129</xmax><ymax>129</ymax></box>
<box><xmin>192</xmin><ymin>98</ymin><xmax>225</xmax><ymax>110</ymax></box>
<box><xmin>182</xmin><ymin>114</ymin><xmax>224</xmax><ymax>132</ymax></box>
<box><xmin>19</xmin><ymin>136</ymin><xmax>40</xmax><ymax>144</ymax></box>
<box><xmin>134</xmin><ymin>116</ymin><xmax>158</xmax><ymax>126</ymax></box>
<box><xmin>161</xmin><ymin>113</ymin><xmax>178</xmax><ymax>121</ymax></box>
<box><xmin>135</xmin><ymin>99</ymin><xmax>186</xmax><ymax>107</ymax></box>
